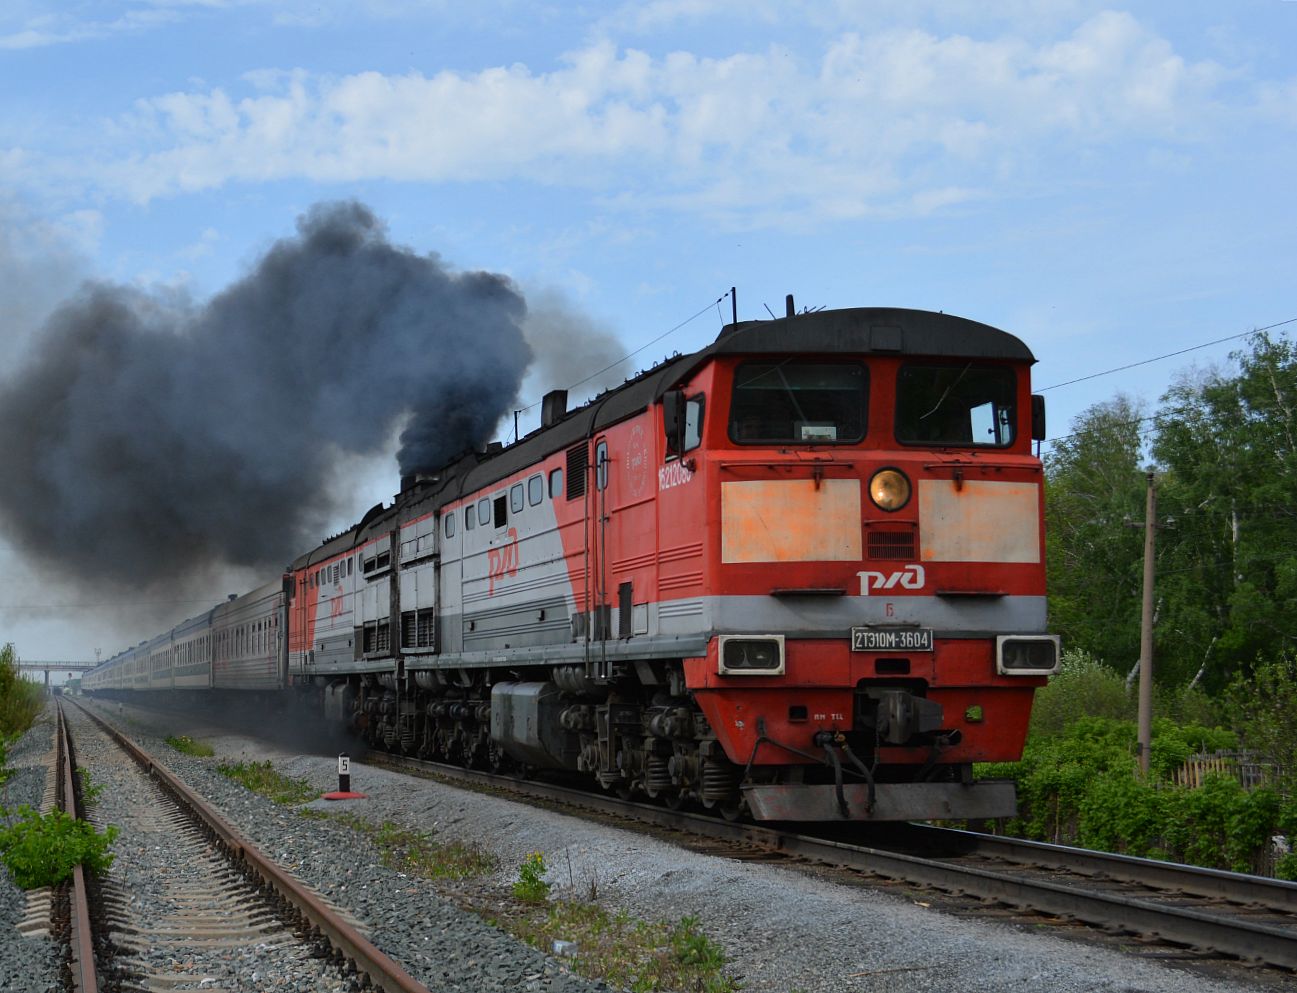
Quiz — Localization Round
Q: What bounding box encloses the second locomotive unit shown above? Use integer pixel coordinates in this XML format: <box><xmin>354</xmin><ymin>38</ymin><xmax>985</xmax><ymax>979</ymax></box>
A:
<box><xmin>86</xmin><ymin>305</ymin><xmax>1059</xmax><ymax>821</ymax></box>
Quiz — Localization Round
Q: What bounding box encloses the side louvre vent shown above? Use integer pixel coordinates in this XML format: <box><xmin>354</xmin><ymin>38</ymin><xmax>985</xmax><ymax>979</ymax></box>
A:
<box><xmin>566</xmin><ymin>444</ymin><xmax>588</xmax><ymax>500</ymax></box>
<box><xmin>867</xmin><ymin>530</ymin><xmax>916</xmax><ymax>561</ymax></box>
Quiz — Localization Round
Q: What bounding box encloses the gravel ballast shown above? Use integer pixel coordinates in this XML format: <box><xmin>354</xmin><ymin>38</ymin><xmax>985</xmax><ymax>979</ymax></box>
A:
<box><xmin>0</xmin><ymin>707</ymin><xmax>63</xmax><ymax>993</ymax></box>
<box><xmin>43</xmin><ymin>699</ymin><xmax>1295</xmax><ymax>992</ymax></box>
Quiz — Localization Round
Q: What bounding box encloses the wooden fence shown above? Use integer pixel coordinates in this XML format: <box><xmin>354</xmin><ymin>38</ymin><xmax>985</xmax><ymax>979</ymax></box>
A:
<box><xmin>1173</xmin><ymin>750</ymin><xmax>1277</xmax><ymax>790</ymax></box>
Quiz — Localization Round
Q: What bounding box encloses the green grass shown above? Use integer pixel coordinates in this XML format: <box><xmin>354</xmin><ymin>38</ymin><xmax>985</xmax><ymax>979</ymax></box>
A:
<box><xmin>296</xmin><ymin>808</ymin><xmax>735</xmax><ymax>992</ymax></box>
<box><xmin>0</xmin><ymin>643</ymin><xmax>43</xmax><ymax>741</ymax></box>
<box><xmin>217</xmin><ymin>760</ymin><xmax>318</xmax><ymax>804</ymax></box>
<box><xmin>298</xmin><ymin>809</ymin><xmax>498</xmax><ymax>880</ymax></box>
<box><xmin>0</xmin><ymin>805</ymin><xmax>118</xmax><ymax>889</ymax></box>
<box><xmin>513</xmin><ymin>902</ymin><xmax>736</xmax><ymax>993</ymax></box>
<box><xmin>166</xmin><ymin>735</ymin><xmax>215</xmax><ymax>757</ymax></box>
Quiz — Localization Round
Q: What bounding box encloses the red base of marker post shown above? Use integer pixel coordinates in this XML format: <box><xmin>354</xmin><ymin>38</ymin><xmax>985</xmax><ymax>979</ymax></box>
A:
<box><xmin>322</xmin><ymin>752</ymin><xmax>368</xmax><ymax>800</ymax></box>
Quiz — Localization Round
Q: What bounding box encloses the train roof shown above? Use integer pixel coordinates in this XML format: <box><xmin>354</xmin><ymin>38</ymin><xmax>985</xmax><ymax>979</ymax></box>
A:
<box><xmin>292</xmin><ymin>307</ymin><xmax>1033</xmax><ymax>567</ymax></box>
<box><xmin>703</xmin><ymin>306</ymin><xmax>1033</xmax><ymax>367</ymax></box>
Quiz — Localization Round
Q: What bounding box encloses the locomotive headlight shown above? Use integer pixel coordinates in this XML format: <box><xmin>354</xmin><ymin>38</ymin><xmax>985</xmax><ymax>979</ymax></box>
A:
<box><xmin>869</xmin><ymin>468</ymin><xmax>911</xmax><ymax>512</ymax></box>
<box><xmin>996</xmin><ymin>635</ymin><xmax>1061</xmax><ymax>676</ymax></box>
<box><xmin>718</xmin><ymin>635</ymin><xmax>786</xmax><ymax>675</ymax></box>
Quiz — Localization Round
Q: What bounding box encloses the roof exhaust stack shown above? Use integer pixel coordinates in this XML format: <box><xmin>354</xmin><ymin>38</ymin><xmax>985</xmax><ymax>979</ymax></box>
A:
<box><xmin>786</xmin><ymin>294</ymin><xmax>795</xmax><ymax>318</ymax></box>
<box><xmin>541</xmin><ymin>389</ymin><xmax>568</xmax><ymax>428</ymax></box>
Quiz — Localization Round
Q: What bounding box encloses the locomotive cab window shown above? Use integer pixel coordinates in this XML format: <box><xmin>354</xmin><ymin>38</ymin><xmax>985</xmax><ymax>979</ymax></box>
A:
<box><xmin>683</xmin><ymin>395</ymin><xmax>704</xmax><ymax>451</ymax></box>
<box><xmin>728</xmin><ymin>361</ymin><xmax>867</xmax><ymax>444</ymax></box>
<box><xmin>896</xmin><ymin>364</ymin><xmax>1016</xmax><ymax>447</ymax></box>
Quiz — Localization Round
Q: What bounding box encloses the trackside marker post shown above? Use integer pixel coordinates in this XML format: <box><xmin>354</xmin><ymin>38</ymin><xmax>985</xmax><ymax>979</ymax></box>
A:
<box><xmin>323</xmin><ymin>752</ymin><xmax>368</xmax><ymax>801</ymax></box>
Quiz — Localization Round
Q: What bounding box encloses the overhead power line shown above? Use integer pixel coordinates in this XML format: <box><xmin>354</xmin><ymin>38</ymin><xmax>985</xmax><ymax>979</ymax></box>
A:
<box><xmin>1037</xmin><ymin>316</ymin><xmax>1297</xmax><ymax>393</ymax></box>
<box><xmin>516</xmin><ymin>290</ymin><xmax>731</xmax><ymax>415</ymax></box>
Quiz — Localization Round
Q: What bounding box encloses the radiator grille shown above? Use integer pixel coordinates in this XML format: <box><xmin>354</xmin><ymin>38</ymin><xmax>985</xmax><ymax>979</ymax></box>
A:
<box><xmin>867</xmin><ymin>530</ymin><xmax>916</xmax><ymax>560</ymax></box>
<box><xmin>566</xmin><ymin>444</ymin><xmax>588</xmax><ymax>500</ymax></box>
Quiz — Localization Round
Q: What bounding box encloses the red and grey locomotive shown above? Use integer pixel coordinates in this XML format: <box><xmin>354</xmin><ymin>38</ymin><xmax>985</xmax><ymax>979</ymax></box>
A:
<box><xmin>86</xmin><ymin>305</ymin><xmax>1058</xmax><ymax>821</ymax></box>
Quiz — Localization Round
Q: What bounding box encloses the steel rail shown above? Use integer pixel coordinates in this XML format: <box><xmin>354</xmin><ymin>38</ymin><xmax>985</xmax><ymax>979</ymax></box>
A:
<box><xmin>67</xmin><ymin>699</ymin><xmax>431</xmax><ymax>993</ymax></box>
<box><xmin>55</xmin><ymin>701</ymin><xmax>99</xmax><ymax>993</ymax></box>
<box><xmin>901</xmin><ymin>822</ymin><xmax>1297</xmax><ymax>913</ymax></box>
<box><xmin>374</xmin><ymin>751</ymin><xmax>1297</xmax><ymax>969</ymax></box>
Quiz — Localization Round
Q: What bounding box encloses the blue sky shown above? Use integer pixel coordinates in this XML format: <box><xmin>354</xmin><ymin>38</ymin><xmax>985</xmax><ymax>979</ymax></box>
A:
<box><xmin>1</xmin><ymin>0</ymin><xmax>1294</xmax><ymax>663</ymax></box>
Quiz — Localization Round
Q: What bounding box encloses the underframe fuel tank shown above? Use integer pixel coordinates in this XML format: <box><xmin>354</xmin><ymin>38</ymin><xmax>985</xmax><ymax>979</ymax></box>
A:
<box><xmin>490</xmin><ymin>681</ymin><xmax>577</xmax><ymax>770</ymax></box>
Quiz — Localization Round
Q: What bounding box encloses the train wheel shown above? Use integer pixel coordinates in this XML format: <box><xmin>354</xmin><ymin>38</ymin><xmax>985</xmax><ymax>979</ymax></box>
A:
<box><xmin>718</xmin><ymin>798</ymin><xmax>745</xmax><ymax>822</ymax></box>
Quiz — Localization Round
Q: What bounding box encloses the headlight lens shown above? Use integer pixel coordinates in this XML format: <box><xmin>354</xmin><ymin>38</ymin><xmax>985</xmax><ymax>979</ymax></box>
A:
<box><xmin>996</xmin><ymin>635</ymin><xmax>1061</xmax><ymax>675</ymax></box>
<box><xmin>869</xmin><ymin>468</ymin><xmax>911</xmax><ymax>511</ymax></box>
<box><xmin>718</xmin><ymin>635</ymin><xmax>786</xmax><ymax>675</ymax></box>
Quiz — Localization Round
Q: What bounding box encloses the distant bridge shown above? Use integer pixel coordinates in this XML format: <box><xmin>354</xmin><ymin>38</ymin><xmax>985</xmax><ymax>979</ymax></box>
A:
<box><xmin>16</xmin><ymin>660</ymin><xmax>97</xmax><ymax>686</ymax></box>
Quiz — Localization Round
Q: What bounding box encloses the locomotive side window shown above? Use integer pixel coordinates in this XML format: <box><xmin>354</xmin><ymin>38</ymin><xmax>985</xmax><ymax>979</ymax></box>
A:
<box><xmin>510</xmin><ymin>483</ymin><xmax>525</xmax><ymax>513</ymax></box>
<box><xmin>895</xmin><ymin>364</ymin><xmax>1016</xmax><ymax>447</ymax></box>
<box><xmin>528</xmin><ymin>474</ymin><xmax>544</xmax><ymax>506</ymax></box>
<box><xmin>595</xmin><ymin>441</ymin><xmax>609</xmax><ymax>490</ymax></box>
<box><xmin>445</xmin><ymin>513</ymin><xmax>456</xmax><ymax>538</ymax></box>
<box><xmin>683</xmin><ymin>395</ymin><xmax>705</xmax><ymax>451</ymax></box>
<box><xmin>465</xmin><ymin>506</ymin><xmax>476</xmax><ymax>531</ymax></box>
<box><xmin>549</xmin><ymin>467</ymin><xmax>564</xmax><ymax>499</ymax></box>
<box><xmin>477</xmin><ymin>498</ymin><xmax>490</xmax><ymax>526</ymax></box>
<box><xmin>728</xmin><ymin>362</ymin><xmax>867</xmax><ymax>444</ymax></box>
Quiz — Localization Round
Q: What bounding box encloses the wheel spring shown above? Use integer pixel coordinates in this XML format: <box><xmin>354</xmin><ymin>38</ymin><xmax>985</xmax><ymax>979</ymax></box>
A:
<box><xmin>398</xmin><ymin>715</ymin><xmax>416</xmax><ymax>752</ymax></box>
<box><xmin>700</xmin><ymin>758</ymin><xmax>738</xmax><ymax>802</ymax></box>
<box><xmin>644</xmin><ymin>755</ymin><xmax>672</xmax><ymax>793</ymax></box>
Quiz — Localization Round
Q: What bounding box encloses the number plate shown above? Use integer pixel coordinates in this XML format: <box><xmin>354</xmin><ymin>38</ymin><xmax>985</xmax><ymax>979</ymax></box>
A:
<box><xmin>851</xmin><ymin>627</ymin><xmax>934</xmax><ymax>652</ymax></box>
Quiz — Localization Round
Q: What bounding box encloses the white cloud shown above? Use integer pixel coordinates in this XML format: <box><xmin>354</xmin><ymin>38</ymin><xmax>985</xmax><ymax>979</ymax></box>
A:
<box><xmin>26</xmin><ymin>12</ymin><xmax>1275</xmax><ymax>224</ymax></box>
<box><xmin>0</xmin><ymin>5</ymin><xmax>180</xmax><ymax>49</ymax></box>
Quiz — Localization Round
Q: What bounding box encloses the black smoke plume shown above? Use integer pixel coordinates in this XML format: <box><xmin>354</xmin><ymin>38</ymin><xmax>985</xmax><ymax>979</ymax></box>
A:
<box><xmin>0</xmin><ymin>201</ymin><xmax>532</xmax><ymax>586</ymax></box>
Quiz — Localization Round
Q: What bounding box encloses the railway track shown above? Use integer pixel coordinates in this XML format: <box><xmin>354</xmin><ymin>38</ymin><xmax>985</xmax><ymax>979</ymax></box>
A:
<box><xmin>368</xmin><ymin>749</ymin><xmax>1297</xmax><ymax>973</ymax></box>
<box><xmin>57</xmin><ymin>699</ymin><xmax>432</xmax><ymax>993</ymax></box>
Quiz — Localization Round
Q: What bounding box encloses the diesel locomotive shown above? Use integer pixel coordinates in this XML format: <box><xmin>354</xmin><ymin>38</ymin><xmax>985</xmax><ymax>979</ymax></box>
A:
<box><xmin>85</xmin><ymin>305</ymin><xmax>1059</xmax><ymax>821</ymax></box>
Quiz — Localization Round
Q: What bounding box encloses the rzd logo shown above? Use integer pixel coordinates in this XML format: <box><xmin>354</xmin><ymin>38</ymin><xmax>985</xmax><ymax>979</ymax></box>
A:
<box><xmin>856</xmin><ymin>564</ymin><xmax>925</xmax><ymax>596</ymax></box>
<box><xmin>488</xmin><ymin>528</ymin><xmax>520</xmax><ymax>595</ymax></box>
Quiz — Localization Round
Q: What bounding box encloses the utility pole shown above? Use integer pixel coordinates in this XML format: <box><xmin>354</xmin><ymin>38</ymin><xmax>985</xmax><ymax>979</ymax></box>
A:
<box><xmin>1137</xmin><ymin>470</ymin><xmax>1157</xmax><ymax>776</ymax></box>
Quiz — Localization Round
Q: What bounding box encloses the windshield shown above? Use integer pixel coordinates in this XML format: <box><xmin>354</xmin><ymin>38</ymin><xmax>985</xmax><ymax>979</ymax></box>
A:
<box><xmin>895</xmin><ymin>364</ymin><xmax>1016</xmax><ymax>447</ymax></box>
<box><xmin>729</xmin><ymin>361</ymin><xmax>867</xmax><ymax>444</ymax></box>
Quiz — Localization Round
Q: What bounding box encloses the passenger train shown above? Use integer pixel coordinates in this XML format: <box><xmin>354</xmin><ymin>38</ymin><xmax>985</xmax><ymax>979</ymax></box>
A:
<box><xmin>85</xmin><ymin>304</ymin><xmax>1059</xmax><ymax>821</ymax></box>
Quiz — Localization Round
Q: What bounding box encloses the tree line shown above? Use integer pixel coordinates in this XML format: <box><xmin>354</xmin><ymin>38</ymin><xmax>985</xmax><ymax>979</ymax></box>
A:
<box><xmin>1045</xmin><ymin>332</ymin><xmax>1297</xmax><ymax>782</ymax></box>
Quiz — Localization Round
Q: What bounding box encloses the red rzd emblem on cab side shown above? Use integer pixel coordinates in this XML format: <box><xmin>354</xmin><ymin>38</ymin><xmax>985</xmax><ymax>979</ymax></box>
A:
<box><xmin>488</xmin><ymin>528</ymin><xmax>520</xmax><ymax>595</ymax></box>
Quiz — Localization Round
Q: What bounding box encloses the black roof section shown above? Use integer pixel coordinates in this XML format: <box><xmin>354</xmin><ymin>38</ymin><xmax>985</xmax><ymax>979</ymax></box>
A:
<box><xmin>292</xmin><ymin>307</ymin><xmax>1032</xmax><ymax>567</ymax></box>
<box><xmin>701</xmin><ymin>306</ymin><xmax>1033</xmax><ymax>373</ymax></box>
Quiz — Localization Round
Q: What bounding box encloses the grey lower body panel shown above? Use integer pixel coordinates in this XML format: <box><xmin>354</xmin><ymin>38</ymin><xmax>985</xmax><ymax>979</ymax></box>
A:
<box><xmin>743</xmin><ymin>780</ymin><xmax>1016</xmax><ymax>822</ymax></box>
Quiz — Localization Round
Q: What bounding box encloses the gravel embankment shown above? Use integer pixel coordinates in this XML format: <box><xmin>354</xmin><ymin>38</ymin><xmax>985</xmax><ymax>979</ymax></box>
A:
<box><xmin>57</xmin><ymin>698</ymin><xmax>1295</xmax><ymax>993</ymax></box>
<box><xmin>78</xmin><ymin>699</ymin><xmax>611</xmax><ymax>993</ymax></box>
<box><xmin>0</xmin><ymin>706</ymin><xmax>62</xmax><ymax>993</ymax></box>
